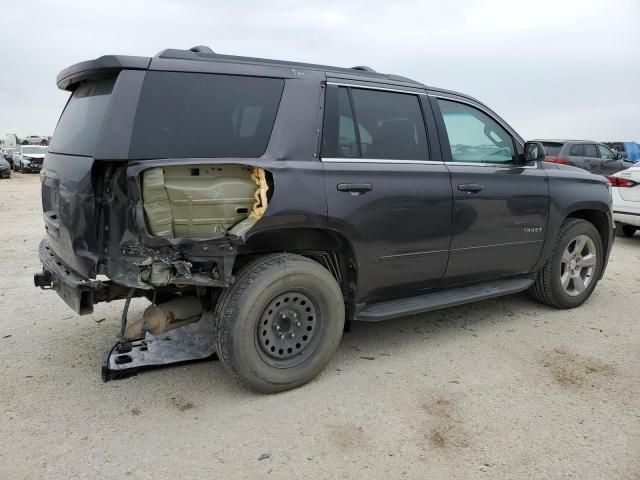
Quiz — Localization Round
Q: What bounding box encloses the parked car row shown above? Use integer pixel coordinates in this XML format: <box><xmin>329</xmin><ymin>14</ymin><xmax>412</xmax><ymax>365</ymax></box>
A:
<box><xmin>0</xmin><ymin>157</ymin><xmax>11</xmax><ymax>178</ymax></box>
<box><xmin>539</xmin><ymin>139</ymin><xmax>635</xmax><ymax>176</ymax></box>
<box><xmin>1</xmin><ymin>145</ymin><xmax>47</xmax><ymax>173</ymax></box>
<box><xmin>609</xmin><ymin>164</ymin><xmax>640</xmax><ymax>238</ymax></box>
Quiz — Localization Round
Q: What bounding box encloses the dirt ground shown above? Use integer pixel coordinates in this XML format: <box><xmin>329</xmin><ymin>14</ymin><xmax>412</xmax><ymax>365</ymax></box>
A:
<box><xmin>1</xmin><ymin>172</ymin><xmax>639</xmax><ymax>480</ymax></box>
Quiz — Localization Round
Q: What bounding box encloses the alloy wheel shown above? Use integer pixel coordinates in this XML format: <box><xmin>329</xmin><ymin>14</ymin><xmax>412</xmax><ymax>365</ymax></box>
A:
<box><xmin>560</xmin><ymin>234</ymin><xmax>597</xmax><ymax>296</ymax></box>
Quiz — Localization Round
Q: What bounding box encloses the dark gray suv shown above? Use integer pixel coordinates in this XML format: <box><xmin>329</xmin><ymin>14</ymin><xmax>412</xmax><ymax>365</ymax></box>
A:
<box><xmin>539</xmin><ymin>139</ymin><xmax>634</xmax><ymax>175</ymax></box>
<box><xmin>33</xmin><ymin>46</ymin><xmax>614</xmax><ymax>392</ymax></box>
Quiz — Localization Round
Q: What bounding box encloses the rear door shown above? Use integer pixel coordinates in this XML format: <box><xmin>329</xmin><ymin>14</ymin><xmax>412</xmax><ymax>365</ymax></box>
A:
<box><xmin>431</xmin><ymin>95</ymin><xmax>549</xmax><ymax>283</ymax></box>
<box><xmin>322</xmin><ymin>82</ymin><xmax>452</xmax><ymax>303</ymax></box>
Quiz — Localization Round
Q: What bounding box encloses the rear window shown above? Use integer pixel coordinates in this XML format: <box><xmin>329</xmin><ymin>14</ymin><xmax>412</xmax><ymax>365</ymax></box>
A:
<box><xmin>541</xmin><ymin>142</ymin><xmax>563</xmax><ymax>156</ymax></box>
<box><xmin>129</xmin><ymin>72</ymin><xmax>284</xmax><ymax>159</ymax></box>
<box><xmin>49</xmin><ymin>77</ymin><xmax>116</xmax><ymax>156</ymax></box>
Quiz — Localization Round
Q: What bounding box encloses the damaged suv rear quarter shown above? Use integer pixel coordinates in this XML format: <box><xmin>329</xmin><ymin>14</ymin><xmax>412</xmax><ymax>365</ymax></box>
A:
<box><xmin>119</xmin><ymin>162</ymin><xmax>272</xmax><ymax>289</ymax></box>
<box><xmin>41</xmin><ymin>58</ymin><xmax>340</xmax><ymax>312</ymax></box>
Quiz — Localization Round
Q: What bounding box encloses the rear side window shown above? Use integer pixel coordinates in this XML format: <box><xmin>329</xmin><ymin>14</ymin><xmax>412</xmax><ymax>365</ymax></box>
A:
<box><xmin>569</xmin><ymin>144</ymin><xmax>585</xmax><ymax>156</ymax></box>
<box><xmin>541</xmin><ymin>142</ymin><xmax>564</xmax><ymax>156</ymax></box>
<box><xmin>130</xmin><ymin>72</ymin><xmax>284</xmax><ymax>159</ymax></box>
<box><xmin>49</xmin><ymin>77</ymin><xmax>116</xmax><ymax>156</ymax></box>
<box><xmin>321</xmin><ymin>87</ymin><xmax>359</xmax><ymax>158</ymax></box>
<box><xmin>321</xmin><ymin>86</ymin><xmax>428</xmax><ymax>161</ymax></box>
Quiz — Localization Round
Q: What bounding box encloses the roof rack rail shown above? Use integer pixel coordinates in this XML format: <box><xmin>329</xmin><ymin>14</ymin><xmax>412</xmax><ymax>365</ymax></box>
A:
<box><xmin>190</xmin><ymin>45</ymin><xmax>215</xmax><ymax>54</ymax></box>
<box><xmin>351</xmin><ymin>66</ymin><xmax>376</xmax><ymax>73</ymax></box>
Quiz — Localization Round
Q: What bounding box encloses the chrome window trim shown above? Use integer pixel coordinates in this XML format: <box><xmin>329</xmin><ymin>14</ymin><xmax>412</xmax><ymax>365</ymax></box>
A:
<box><xmin>326</xmin><ymin>82</ymin><xmax>427</xmax><ymax>96</ymax></box>
<box><xmin>321</xmin><ymin>157</ymin><xmax>443</xmax><ymax>165</ymax></box>
<box><xmin>444</xmin><ymin>161</ymin><xmax>538</xmax><ymax>169</ymax></box>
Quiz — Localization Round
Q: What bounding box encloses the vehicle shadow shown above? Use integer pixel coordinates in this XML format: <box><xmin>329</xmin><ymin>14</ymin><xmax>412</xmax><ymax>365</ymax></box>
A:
<box><xmin>50</xmin><ymin>291</ymin><xmax>546</xmax><ymax>398</ymax></box>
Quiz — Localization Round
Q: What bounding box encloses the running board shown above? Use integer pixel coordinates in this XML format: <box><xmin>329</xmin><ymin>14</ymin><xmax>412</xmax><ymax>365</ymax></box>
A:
<box><xmin>354</xmin><ymin>277</ymin><xmax>534</xmax><ymax>322</ymax></box>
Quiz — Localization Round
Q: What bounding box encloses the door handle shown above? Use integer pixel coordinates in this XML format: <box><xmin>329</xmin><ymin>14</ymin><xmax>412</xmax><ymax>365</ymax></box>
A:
<box><xmin>457</xmin><ymin>183</ymin><xmax>484</xmax><ymax>193</ymax></box>
<box><xmin>337</xmin><ymin>183</ymin><xmax>373</xmax><ymax>195</ymax></box>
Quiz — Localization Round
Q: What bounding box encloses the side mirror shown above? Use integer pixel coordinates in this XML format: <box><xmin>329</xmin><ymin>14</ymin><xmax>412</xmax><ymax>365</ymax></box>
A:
<box><xmin>524</xmin><ymin>141</ymin><xmax>546</xmax><ymax>162</ymax></box>
<box><xmin>615</xmin><ymin>153</ymin><xmax>623</xmax><ymax>160</ymax></box>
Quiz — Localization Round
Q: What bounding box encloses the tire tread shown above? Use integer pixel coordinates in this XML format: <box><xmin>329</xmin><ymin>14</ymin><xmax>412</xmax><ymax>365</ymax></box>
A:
<box><xmin>213</xmin><ymin>253</ymin><xmax>321</xmax><ymax>386</ymax></box>
<box><xmin>529</xmin><ymin>218</ymin><xmax>590</xmax><ymax>308</ymax></box>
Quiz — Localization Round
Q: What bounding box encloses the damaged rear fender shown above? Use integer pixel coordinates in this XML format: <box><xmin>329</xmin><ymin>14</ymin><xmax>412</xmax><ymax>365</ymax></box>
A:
<box><xmin>103</xmin><ymin>160</ymin><xmax>273</xmax><ymax>288</ymax></box>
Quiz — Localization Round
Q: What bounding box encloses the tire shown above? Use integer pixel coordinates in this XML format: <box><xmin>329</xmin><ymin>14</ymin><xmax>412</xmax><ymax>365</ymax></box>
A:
<box><xmin>529</xmin><ymin>218</ymin><xmax>603</xmax><ymax>309</ymax></box>
<box><xmin>214</xmin><ymin>253</ymin><xmax>345</xmax><ymax>393</ymax></box>
<box><xmin>619</xmin><ymin>224</ymin><xmax>637</xmax><ymax>238</ymax></box>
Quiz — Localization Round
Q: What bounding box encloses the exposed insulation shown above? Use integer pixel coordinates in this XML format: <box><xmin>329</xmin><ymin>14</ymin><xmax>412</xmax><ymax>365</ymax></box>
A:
<box><xmin>142</xmin><ymin>164</ymin><xmax>269</xmax><ymax>239</ymax></box>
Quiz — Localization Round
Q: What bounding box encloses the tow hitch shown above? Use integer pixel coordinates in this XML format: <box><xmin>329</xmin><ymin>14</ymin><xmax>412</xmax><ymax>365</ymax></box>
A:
<box><xmin>34</xmin><ymin>271</ymin><xmax>53</xmax><ymax>289</ymax></box>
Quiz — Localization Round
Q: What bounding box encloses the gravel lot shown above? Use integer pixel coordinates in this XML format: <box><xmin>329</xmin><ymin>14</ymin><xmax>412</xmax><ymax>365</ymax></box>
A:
<box><xmin>1</xmin><ymin>172</ymin><xmax>639</xmax><ymax>479</ymax></box>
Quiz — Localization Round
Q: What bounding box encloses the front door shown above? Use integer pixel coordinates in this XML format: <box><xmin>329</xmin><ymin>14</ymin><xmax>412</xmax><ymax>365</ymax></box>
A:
<box><xmin>583</xmin><ymin>144</ymin><xmax>601</xmax><ymax>174</ymax></box>
<box><xmin>431</xmin><ymin>96</ymin><xmax>549</xmax><ymax>283</ymax></box>
<box><xmin>598</xmin><ymin>144</ymin><xmax>623</xmax><ymax>175</ymax></box>
<box><xmin>321</xmin><ymin>83</ymin><xmax>452</xmax><ymax>303</ymax></box>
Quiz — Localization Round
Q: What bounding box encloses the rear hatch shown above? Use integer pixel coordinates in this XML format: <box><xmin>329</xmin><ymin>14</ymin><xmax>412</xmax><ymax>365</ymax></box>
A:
<box><xmin>42</xmin><ymin>76</ymin><xmax>119</xmax><ymax>278</ymax></box>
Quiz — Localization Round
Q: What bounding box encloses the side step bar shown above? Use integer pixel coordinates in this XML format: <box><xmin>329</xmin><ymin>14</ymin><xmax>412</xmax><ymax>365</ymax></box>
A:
<box><xmin>354</xmin><ymin>277</ymin><xmax>534</xmax><ymax>322</ymax></box>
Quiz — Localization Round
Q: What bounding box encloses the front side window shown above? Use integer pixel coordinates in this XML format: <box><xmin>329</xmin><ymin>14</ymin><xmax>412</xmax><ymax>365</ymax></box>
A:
<box><xmin>437</xmin><ymin>99</ymin><xmax>515</xmax><ymax>164</ymax></box>
<box><xmin>598</xmin><ymin>144</ymin><xmax>614</xmax><ymax>160</ymax></box>
<box><xmin>584</xmin><ymin>144</ymin><xmax>598</xmax><ymax>158</ymax></box>
<box><xmin>321</xmin><ymin>86</ymin><xmax>428</xmax><ymax>161</ymax></box>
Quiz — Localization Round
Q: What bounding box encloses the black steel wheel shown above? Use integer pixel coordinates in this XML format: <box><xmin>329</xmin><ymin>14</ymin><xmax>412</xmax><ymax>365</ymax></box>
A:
<box><xmin>214</xmin><ymin>253</ymin><xmax>344</xmax><ymax>393</ymax></box>
<box><xmin>256</xmin><ymin>291</ymin><xmax>322</xmax><ymax>368</ymax></box>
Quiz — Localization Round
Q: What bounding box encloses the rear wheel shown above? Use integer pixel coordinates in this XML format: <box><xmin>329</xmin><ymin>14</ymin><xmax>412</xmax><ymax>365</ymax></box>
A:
<box><xmin>214</xmin><ymin>253</ymin><xmax>344</xmax><ymax>393</ymax></box>
<box><xmin>529</xmin><ymin>218</ymin><xmax>603</xmax><ymax>309</ymax></box>
<box><xmin>619</xmin><ymin>224</ymin><xmax>637</xmax><ymax>238</ymax></box>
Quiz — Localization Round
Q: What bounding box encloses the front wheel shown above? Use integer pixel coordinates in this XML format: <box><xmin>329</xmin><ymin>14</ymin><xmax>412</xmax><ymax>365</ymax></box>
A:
<box><xmin>214</xmin><ymin>253</ymin><xmax>345</xmax><ymax>393</ymax></box>
<box><xmin>529</xmin><ymin>218</ymin><xmax>603</xmax><ymax>309</ymax></box>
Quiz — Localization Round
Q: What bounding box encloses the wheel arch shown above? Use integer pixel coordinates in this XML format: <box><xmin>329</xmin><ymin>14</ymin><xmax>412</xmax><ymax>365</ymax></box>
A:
<box><xmin>239</xmin><ymin>227</ymin><xmax>358</xmax><ymax>304</ymax></box>
<box><xmin>566</xmin><ymin>208</ymin><xmax>611</xmax><ymax>258</ymax></box>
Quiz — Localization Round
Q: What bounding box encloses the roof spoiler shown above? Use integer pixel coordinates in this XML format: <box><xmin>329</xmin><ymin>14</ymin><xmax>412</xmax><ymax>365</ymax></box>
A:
<box><xmin>56</xmin><ymin>55</ymin><xmax>151</xmax><ymax>91</ymax></box>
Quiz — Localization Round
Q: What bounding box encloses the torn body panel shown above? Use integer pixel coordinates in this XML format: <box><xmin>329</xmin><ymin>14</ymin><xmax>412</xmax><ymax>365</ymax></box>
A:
<box><xmin>142</xmin><ymin>164</ymin><xmax>268</xmax><ymax>239</ymax></box>
<box><xmin>135</xmin><ymin>163</ymin><xmax>271</xmax><ymax>287</ymax></box>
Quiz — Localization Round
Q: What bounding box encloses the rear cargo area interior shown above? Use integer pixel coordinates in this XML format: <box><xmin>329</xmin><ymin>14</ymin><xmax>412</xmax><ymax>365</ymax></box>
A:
<box><xmin>142</xmin><ymin>164</ymin><xmax>269</xmax><ymax>239</ymax></box>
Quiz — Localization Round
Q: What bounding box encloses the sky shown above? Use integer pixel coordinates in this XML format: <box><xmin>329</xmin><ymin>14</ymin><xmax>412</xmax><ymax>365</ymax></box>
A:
<box><xmin>0</xmin><ymin>0</ymin><xmax>638</xmax><ymax>142</ymax></box>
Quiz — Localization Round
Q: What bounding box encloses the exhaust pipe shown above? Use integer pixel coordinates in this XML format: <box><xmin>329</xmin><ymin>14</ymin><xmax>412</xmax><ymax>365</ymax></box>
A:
<box><xmin>124</xmin><ymin>296</ymin><xmax>203</xmax><ymax>341</ymax></box>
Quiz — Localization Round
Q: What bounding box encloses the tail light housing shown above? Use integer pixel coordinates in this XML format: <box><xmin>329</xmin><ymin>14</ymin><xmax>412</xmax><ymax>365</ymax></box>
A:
<box><xmin>544</xmin><ymin>156</ymin><xmax>569</xmax><ymax>164</ymax></box>
<box><xmin>608</xmin><ymin>176</ymin><xmax>638</xmax><ymax>187</ymax></box>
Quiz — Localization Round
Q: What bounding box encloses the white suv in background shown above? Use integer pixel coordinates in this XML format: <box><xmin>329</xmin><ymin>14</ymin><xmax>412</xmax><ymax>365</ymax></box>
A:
<box><xmin>609</xmin><ymin>165</ymin><xmax>640</xmax><ymax>237</ymax></box>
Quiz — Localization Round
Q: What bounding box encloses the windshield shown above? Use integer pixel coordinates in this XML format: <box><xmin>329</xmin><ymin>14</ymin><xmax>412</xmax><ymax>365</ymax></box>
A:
<box><xmin>22</xmin><ymin>146</ymin><xmax>47</xmax><ymax>155</ymax></box>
